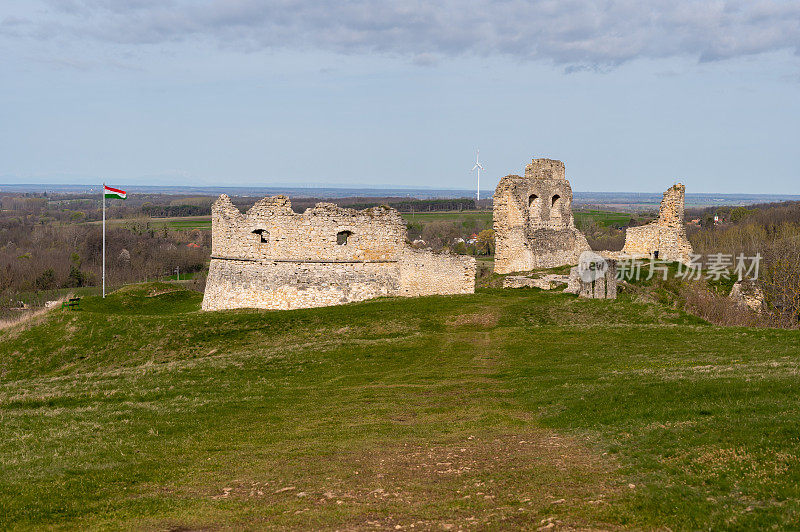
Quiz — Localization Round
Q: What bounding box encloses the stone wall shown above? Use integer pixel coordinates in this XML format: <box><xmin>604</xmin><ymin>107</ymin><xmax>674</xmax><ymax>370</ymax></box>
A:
<box><xmin>210</xmin><ymin>195</ymin><xmax>405</xmax><ymax>263</ymax></box>
<box><xmin>399</xmin><ymin>248</ymin><xmax>476</xmax><ymax>297</ymax></box>
<box><xmin>575</xmin><ymin>260</ymin><xmax>618</xmax><ymax>299</ymax></box>
<box><xmin>493</xmin><ymin>158</ymin><xmax>591</xmax><ymax>273</ymax></box>
<box><xmin>621</xmin><ymin>184</ymin><xmax>693</xmax><ymax>264</ymax></box>
<box><xmin>202</xmin><ymin>195</ymin><xmax>475</xmax><ymax>311</ymax></box>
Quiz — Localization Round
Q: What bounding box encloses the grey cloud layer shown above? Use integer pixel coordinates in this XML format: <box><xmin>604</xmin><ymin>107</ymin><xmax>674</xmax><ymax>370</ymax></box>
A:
<box><xmin>17</xmin><ymin>0</ymin><xmax>800</xmax><ymax>64</ymax></box>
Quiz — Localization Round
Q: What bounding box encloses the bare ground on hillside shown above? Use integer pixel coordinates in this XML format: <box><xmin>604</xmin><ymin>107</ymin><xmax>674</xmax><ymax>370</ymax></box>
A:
<box><xmin>150</xmin><ymin>430</ymin><xmax>623</xmax><ymax>531</ymax></box>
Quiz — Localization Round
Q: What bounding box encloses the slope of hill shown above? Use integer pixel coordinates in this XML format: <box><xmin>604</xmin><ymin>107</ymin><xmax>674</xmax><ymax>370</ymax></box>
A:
<box><xmin>1</xmin><ymin>284</ymin><xmax>799</xmax><ymax>530</ymax></box>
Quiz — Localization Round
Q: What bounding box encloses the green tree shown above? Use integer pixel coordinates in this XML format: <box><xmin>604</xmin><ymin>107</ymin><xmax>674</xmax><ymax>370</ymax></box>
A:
<box><xmin>476</xmin><ymin>229</ymin><xmax>495</xmax><ymax>256</ymax></box>
<box><xmin>452</xmin><ymin>241</ymin><xmax>468</xmax><ymax>255</ymax></box>
<box><xmin>35</xmin><ymin>268</ymin><xmax>56</xmax><ymax>290</ymax></box>
<box><xmin>66</xmin><ymin>266</ymin><xmax>86</xmax><ymax>288</ymax></box>
<box><xmin>730</xmin><ymin>207</ymin><xmax>752</xmax><ymax>223</ymax></box>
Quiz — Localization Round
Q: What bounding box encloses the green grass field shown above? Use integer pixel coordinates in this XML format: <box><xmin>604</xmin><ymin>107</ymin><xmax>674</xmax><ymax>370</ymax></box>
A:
<box><xmin>401</xmin><ymin>210</ymin><xmax>493</xmax><ymax>224</ymax></box>
<box><xmin>159</xmin><ymin>219</ymin><xmax>212</xmax><ymax>230</ymax></box>
<box><xmin>147</xmin><ymin>211</ymin><xmax>497</xmax><ymax>230</ymax></box>
<box><xmin>89</xmin><ymin>216</ymin><xmax>213</xmax><ymax>230</ymax></box>
<box><xmin>114</xmin><ymin>209</ymin><xmax>629</xmax><ymax>231</ymax></box>
<box><xmin>573</xmin><ymin>209</ymin><xmax>633</xmax><ymax>227</ymax></box>
<box><xmin>2</xmin><ymin>284</ymin><xmax>799</xmax><ymax>530</ymax></box>
<box><xmin>400</xmin><ymin>208</ymin><xmax>630</xmax><ymax>228</ymax></box>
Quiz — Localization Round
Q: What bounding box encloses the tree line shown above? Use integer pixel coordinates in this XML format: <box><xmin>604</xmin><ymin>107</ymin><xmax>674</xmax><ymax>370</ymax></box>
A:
<box><xmin>0</xmin><ymin>214</ymin><xmax>209</xmax><ymax>312</ymax></box>
<box><xmin>688</xmin><ymin>201</ymin><xmax>800</xmax><ymax>327</ymax></box>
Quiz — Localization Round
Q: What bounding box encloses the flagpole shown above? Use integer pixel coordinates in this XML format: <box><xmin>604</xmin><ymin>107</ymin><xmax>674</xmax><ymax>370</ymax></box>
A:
<box><xmin>102</xmin><ymin>183</ymin><xmax>106</xmax><ymax>298</ymax></box>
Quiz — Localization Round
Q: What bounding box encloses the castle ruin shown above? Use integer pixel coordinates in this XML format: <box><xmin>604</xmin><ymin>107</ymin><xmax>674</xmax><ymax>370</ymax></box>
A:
<box><xmin>621</xmin><ymin>184</ymin><xmax>693</xmax><ymax>264</ymax></box>
<box><xmin>493</xmin><ymin>158</ymin><xmax>591</xmax><ymax>274</ymax></box>
<box><xmin>201</xmin><ymin>195</ymin><xmax>476</xmax><ymax>311</ymax></box>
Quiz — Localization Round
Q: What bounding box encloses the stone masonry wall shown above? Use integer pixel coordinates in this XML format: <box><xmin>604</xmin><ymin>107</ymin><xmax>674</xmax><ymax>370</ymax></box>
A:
<box><xmin>202</xmin><ymin>195</ymin><xmax>475</xmax><ymax>311</ymax></box>
<box><xmin>203</xmin><ymin>259</ymin><xmax>399</xmax><ymax>311</ymax></box>
<box><xmin>399</xmin><ymin>248</ymin><xmax>476</xmax><ymax>297</ymax></box>
<box><xmin>493</xmin><ymin>158</ymin><xmax>591</xmax><ymax>273</ymax></box>
<box><xmin>576</xmin><ymin>260</ymin><xmax>618</xmax><ymax>299</ymax></box>
<box><xmin>210</xmin><ymin>195</ymin><xmax>405</xmax><ymax>263</ymax></box>
<box><xmin>621</xmin><ymin>183</ymin><xmax>693</xmax><ymax>264</ymax></box>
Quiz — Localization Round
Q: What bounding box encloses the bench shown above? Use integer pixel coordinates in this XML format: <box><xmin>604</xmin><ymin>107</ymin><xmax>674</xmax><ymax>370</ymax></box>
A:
<box><xmin>62</xmin><ymin>297</ymin><xmax>81</xmax><ymax>310</ymax></box>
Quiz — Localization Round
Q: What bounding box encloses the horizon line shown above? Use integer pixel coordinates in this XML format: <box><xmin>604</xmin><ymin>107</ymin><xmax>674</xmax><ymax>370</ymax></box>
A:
<box><xmin>1</xmin><ymin>183</ymin><xmax>800</xmax><ymax>198</ymax></box>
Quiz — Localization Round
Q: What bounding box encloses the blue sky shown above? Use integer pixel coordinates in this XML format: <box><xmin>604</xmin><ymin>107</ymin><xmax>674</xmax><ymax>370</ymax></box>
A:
<box><xmin>1</xmin><ymin>1</ymin><xmax>799</xmax><ymax>193</ymax></box>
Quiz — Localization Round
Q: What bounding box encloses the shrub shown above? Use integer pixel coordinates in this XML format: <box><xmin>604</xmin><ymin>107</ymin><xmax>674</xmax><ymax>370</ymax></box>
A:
<box><xmin>35</xmin><ymin>268</ymin><xmax>56</xmax><ymax>291</ymax></box>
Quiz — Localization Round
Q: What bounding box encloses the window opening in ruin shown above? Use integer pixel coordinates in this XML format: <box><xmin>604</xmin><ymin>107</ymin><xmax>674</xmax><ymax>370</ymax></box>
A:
<box><xmin>252</xmin><ymin>229</ymin><xmax>269</xmax><ymax>243</ymax></box>
<box><xmin>550</xmin><ymin>195</ymin><xmax>562</xmax><ymax>219</ymax></box>
<box><xmin>337</xmin><ymin>230</ymin><xmax>352</xmax><ymax>245</ymax></box>
<box><xmin>528</xmin><ymin>194</ymin><xmax>541</xmax><ymax>218</ymax></box>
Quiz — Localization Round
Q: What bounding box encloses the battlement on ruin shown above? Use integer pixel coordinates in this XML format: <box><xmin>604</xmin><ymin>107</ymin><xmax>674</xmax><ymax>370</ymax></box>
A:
<box><xmin>524</xmin><ymin>158</ymin><xmax>566</xmax><ymax>180</ymax></box>
<box><xmin>209</xmin><ymin>194</ymin><xmax>406</xmax><ymax>264</ymax></box>
<box><xmin>202</xmin><ymin>195</ymin><xmax>475</xmax><ymax>311</ymax></box>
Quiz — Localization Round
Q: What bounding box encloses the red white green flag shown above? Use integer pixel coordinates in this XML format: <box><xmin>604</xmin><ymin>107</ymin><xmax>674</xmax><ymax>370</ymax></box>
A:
<box><xmin>104</xmin><ymin>185</ymin><xmax>127</xmax><ymax>199</ymax></box>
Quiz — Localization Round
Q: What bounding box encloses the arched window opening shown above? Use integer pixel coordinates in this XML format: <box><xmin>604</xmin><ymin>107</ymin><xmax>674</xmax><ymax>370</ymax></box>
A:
<box><xmin>550</xmin><ymin>195</ymin><xmax>562</xmax><ymax>219</ymax></box>
<box><xmin>528</xmin><ymin>194</ymin><xmax>541</xmax><ymax>218</ymax></box>
<box><xmin>252</xmin><ymin>229</ymin><xmax>269</xmax><ymax>243</ymax></box>
<box><xmin>337</xmin><ymin>230</ymin><xmax>352</xmax><ymax>245</ymax></box>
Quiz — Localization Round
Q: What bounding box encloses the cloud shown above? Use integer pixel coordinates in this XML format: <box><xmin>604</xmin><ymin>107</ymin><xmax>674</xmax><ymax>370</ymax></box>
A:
<box><xmin>412</xmin><ymin>53</ymin><xmax>439</xmax><ymax>67</ymax></box>
<box><xmin>0</xmin><ymin>15</ymin><xmax>32</xmax><ymax>37</ymax></box>
<box><xmin>10</xmin><ymin>0</ymin><xmax>800</xmax><ymax>66</ymax></box>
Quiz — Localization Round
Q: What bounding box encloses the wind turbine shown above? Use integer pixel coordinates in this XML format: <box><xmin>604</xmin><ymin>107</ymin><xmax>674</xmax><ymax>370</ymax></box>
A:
<box><xmin>471</xmin><ymin>149</ymin><xmax>484</xmax><ymax>202</ymax></box>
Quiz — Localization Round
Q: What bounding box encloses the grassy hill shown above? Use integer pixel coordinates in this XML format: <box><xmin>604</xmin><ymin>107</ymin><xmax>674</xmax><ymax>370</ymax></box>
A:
<box><xmin>1</xmin><ymin>284</ymin><xmax>799</xmax><ymax>530</ymax></box>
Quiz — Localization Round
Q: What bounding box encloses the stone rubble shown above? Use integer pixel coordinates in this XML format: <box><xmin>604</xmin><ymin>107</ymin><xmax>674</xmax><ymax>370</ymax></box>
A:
<box><xmin>729</xmin><ymin>280</ymin><xmax>766</xmax><ymax>312</ymax></box>
<box><xmin>502</xmin><ymin>274</ymin><xmax>574</xmax><ymax>291</ymax></box>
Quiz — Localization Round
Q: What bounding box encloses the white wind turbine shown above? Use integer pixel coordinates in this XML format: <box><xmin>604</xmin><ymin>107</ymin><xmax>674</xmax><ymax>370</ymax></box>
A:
<box><xmin>471</xmin><ymin>149</ymin><xmax>484</xmax><ymax>202</ymax></box>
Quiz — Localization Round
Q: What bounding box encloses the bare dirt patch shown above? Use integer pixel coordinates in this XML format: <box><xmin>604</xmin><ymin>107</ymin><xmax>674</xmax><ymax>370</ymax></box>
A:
<box><xmin>447</xmin><ymin>311</ymin><xmax>500</xmax><ymax>329</ymax></box>
<box><xmin>147</xmin><ymin>287</ymin><xmax>181</xmax><ymax>297</ymax></box>
<box><xmin>0</xmin><ymin>302</ymin><xmax>64</xmax><ymax>335</ymax></box>
<box><xmin>187</xmin><ymin>430</ymin><xmax>623</xmax><ymax>531</ymax></box>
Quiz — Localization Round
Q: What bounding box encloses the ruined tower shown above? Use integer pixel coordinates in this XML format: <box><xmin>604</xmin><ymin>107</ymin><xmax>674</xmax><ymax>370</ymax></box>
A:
<box><xmin>202</xmin><ymin>195</ymin><xmax>476</xmax><ymax>311</ymax></box>
<box><xmin>621</xmin><ymin>183</ymin><xmax>693</xmax><ymax>264</ymax></box>
<box><xmin>493</xmin><ymin>158</ymin><xmax>591</xmax><ymax>273</ymax></box>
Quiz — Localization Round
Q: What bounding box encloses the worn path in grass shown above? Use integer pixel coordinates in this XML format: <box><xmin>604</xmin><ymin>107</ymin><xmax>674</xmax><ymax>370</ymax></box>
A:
<box><xmin>1</xmin><ymin>284</ymin><xmax>799</xmax><ymax>529</ymax></box>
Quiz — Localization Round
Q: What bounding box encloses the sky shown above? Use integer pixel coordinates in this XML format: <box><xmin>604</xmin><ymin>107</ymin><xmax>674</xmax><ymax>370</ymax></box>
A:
<box><xmin>1</xmin><ymin>0</ymin><xmax>799</xmax><ymax>194</ymax></box>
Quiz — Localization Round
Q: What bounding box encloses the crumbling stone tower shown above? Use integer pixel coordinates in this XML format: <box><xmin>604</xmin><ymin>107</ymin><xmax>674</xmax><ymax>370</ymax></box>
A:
<box><xmin>621</xmin><ymin>183</ymin><xmax>693</xmax><ymax>264</ymax></box>
<box><xmin>493</xmin><ymin>158</ymin><xmax>591</xmax><ymax>273</ymax></box>
<box><xmin>202</xmin><ymin>194</ymin><xmax>476</xmax><ymax>311</ymax></box>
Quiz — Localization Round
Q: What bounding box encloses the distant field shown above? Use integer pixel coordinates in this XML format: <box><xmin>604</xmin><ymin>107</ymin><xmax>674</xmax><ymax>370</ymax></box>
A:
<box><xmin>401</xmin><ymin>210</ymin><xmax>492</xmax><ymax>223</ymax></box>
<box><xmin>89</xmin><ymin>216</ymin><xmax>213</xmax><ymax>230</ymax></box>
<box><xmin>159</xmin><ymin>219</ymin><xmax>212</xmax><ymax>229</ymax></box>
<box><xmin>2</xmin><ymin>283</ymin><xmax>800</xmax><ymax>529</ymax></box>
<box><xmin>573</xmin><ymin>209</ymin><xmax>632</xmax><ymax>227</ymax></box>
<box><xmin>405</xmin><ymin>209</ymin><xmax>632</xmax><ymax>227</ymax></box>
<box><xmin>93</xmin><ymin>209</ymin><xmax>631</xmax><ymax>231</ymax></box>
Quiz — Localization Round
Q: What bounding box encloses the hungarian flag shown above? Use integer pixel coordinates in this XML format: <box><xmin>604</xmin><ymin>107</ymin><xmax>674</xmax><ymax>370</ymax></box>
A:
<box><xmin>104</xmin><ymin>185</ymin><xmax>127</xmax><ymax>199</ymax></box>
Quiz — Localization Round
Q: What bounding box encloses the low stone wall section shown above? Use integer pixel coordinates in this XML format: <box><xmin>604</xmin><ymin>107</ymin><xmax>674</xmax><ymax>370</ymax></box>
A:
<box><xmin>399</xmin><ymin>249</ymin><xmax>476</xmax><ymax>297</ymax></box>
